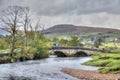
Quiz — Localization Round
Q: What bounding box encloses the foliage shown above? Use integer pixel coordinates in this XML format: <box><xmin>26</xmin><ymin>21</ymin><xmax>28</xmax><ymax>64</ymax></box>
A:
<box><xmin>53</xmin><ymin>37</ymin><xmax>59</xmax><ymax>42</ymax></box>
<box><xmin>0</xmin><ymin>37</ymin><xmax>8</xmax><ymax>49</ymax></box>
<box><xmin>0</xmin><ymin>49</ymin><xmax>10</xmax><ymax>53</ymax></box>
<box><xmin>0</xmin><ymin>56</ymin><xmax>17</xmax><ymax>63</ymax></box>
<box><xmin>33</xmin><ymin>44</ymin><xmax>48</xmax><ymax>59</ymax></box>
<box><xmin>99</xmin><ymin>42</ymin><xmax>120</xmax><ymax>49</ymax></box>
<box><xmin>52</xmin><ymin>35</ymin><xmax>84</xmax><ymax>47</ymax></box>
<box><xmin>0</xmin><ymin>6</ymin><xmax>51</xmax><ymax>63</ymax></box>
<box><xmin>31</xmin><ymin>33</ymin><xmax>49</xmax><ymax>59</ymax></box>
<box><xmin>94</xmin><ymin>37</ymin><xmax>104</xmax><ymax>48</ymax></box>
<box><xmin>58</xmin><ymin>39</ymin><xmax>68</xmax><ymax>46</ymax></box>
<box><xmin>68</xmin><ymin>36</ymin><xmax>80</xmax><ymax>46</ymax></box>
<box><xmin>22</xmin><ymin>47</ymin><xmax>37</xmax><ymax>60</ymax></box>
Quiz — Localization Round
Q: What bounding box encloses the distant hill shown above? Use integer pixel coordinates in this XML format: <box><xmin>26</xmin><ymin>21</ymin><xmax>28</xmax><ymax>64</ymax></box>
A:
<box><xmin>44</xmin><ymin>24</ymin><xmax>120</xmax><ymax>35</ymax></box>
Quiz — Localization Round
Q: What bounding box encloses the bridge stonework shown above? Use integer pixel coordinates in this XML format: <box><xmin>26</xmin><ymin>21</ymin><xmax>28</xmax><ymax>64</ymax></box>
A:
<box><xmin>49</xmin><ymin>47</ymin><xmax>102</xmax><ymax>57</ymax></box>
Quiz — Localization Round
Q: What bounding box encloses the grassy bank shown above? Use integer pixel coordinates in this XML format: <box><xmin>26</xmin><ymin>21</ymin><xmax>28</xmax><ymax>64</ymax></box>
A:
<box><xmin>83</xmin><ymin>49</ymin><xmax>120</xmax><ymax>74</ymax></box>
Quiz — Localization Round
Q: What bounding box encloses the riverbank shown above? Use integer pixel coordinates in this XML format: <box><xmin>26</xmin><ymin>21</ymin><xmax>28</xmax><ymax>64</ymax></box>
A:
<box><xmin>61</xmin><ymin>49</ymin><xmax>120</xmax><ymax>80</ymax></box>
<box><xmin>83</xmin><ymin>49</ymin><xmax>120</xmax><ymax>74</ymax></box>
<box><xmin>61</xmin><ymin>68</ymin><xmax>120</xmax><ymax>80</ymax></box>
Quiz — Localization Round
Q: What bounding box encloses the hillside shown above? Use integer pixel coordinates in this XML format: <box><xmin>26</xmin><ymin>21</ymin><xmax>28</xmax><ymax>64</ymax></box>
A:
<box><xmin>44</xmin><ymin>24</ymin><xmax>120</xmax><ymax>35</ymax></box>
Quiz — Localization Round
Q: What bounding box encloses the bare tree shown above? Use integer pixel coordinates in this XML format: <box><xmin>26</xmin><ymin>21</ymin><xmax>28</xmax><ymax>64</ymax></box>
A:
<box><xmin>34</xmin><ymin>19</ymin><xmax>45</xmax><ymax>39</ymax></box>
<box><xmin>29</xmin><ymin>18</ymin><xmax>45</xmax><ymax>40</ymax></box>
<box><xmin>0</xmin><ymin>6</ymin><xmax>27</xmax><ymax>57</ymax></box>
<box><xmin>21</xmin><ymin>7</ymin><xmax>30</xmax><ymax>47</ymax></box>
<box><xmin>0</xmin><ymin>6</ymin><xmax>45</xmax><ymax>57</ymax></box>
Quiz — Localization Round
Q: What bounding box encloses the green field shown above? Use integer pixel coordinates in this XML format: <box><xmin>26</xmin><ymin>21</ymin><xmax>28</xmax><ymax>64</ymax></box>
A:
<box><xmin>100</xmin><ymin>42</ymin><xmax>120</xmax><ymax>49</ymax></box>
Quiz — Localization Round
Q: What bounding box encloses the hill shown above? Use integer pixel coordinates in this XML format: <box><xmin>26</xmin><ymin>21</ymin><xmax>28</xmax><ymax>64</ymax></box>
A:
<box><xmin>44</xmin><ymin>24</ymin><xmax>120</xmax><ymax>35</ymax></box>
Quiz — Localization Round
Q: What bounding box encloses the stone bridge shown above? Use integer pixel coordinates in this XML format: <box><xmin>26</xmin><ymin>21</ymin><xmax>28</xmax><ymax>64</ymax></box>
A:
<box><xmin>49</xmin><ymin>47</ymin><xmax>104</xmax><ymax>57</ymax></box>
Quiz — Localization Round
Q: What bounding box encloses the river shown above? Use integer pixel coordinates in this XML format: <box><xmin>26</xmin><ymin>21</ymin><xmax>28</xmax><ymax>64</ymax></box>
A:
<box><xmin>0</xmin><ymin>56</ymin><xmax>99</xmax><ymax>80</ymax></box>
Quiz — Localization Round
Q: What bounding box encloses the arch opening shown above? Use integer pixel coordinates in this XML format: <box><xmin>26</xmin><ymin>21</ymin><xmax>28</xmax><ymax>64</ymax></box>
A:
<box><xmin>54</xmin><ymin>51</ymin><xmax>67</xmax><ymax>57</ymax></box>
<box><xmin>75</xmin><ymin>51</ymin><xmax>88</xmax><ymax>57</ymax></box>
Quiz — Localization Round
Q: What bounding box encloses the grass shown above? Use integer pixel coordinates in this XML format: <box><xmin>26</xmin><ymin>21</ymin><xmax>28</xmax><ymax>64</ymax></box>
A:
<box><xmin>99</xmin><ymin>42</ymin><xmax>120</xmax><ymax>49</ymax></box>
<box><xmin>0</xmin><ymin>49</ymin><xmax>10</xmax><ymax>53</ymax></box>
<box><xmin>83</xmin><ymin>59</ymin><xmax>112</xmax><ymax>67</ymax></box>
<box><xmin>0</xmin><ymin>48</ymin><xmax>21</xmax><ymax>54</ymax></box>
<box><xmin>83</xmin><ymin>49</ymin><xmax>120</xmax><ymax>74</ymax></box>
<box><xmin>99</xmin><ymin>64</ymin><xmax>120</xmax><ymax>74</ymax></box>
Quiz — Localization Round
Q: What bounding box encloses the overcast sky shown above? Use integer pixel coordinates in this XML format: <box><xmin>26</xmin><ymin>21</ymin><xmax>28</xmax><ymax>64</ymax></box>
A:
<box><xmin>0</xmin><ymin>0</ymin><xmax>120</xmax><ymax>29</ymax></box>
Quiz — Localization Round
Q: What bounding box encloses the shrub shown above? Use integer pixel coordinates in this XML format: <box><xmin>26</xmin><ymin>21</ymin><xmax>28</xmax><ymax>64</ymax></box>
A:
<box><xmin>33</xmin><ymin>45</ymin><xmax>49</xmax><ymax>59</ymax></box>
<box><xmin>0</xmin><ymin>56</ymin><xmax>17</xmax><ymax>63</ymax></box>
<box><xmin>31</xmin><ymin>39</ymin><xmax>49</xmax><ymax>59</ymax></box>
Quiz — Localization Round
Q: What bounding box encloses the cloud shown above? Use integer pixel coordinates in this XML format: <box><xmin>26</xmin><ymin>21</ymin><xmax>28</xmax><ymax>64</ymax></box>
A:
<box><xmin>28</xmin><ymin>0</ymin><xmax>120</xmax><ymax>15</ymax></box>
<box><xmin>22</xmin><ymin>0</ymin><xmax>120</xmax><ymax>16</ymax></box>
<box><xmin>1</xmin><ymin>0</ymin><xmax>120</xmax><ymax>15</ymax></box>
<box><xmin>40</xmin><ymin>12</ymin><xmax>120</xmax><ymax>29</ymax></box>
<box><xmin>0</xmin><ymin>0</ymin><xmax>120</xmax><ymax>29</ymax></box>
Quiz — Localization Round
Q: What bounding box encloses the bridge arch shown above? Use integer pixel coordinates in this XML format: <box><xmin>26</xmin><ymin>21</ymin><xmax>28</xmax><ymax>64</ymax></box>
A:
<box><xmin>74</xmin><ymin>51</ymin><xmax>88</xmax><ymax>57</ymax></box>
<box><xmin>54</xmin><ymin>51</ymin><xmax>67</xmax><ymax>57</ymax></box>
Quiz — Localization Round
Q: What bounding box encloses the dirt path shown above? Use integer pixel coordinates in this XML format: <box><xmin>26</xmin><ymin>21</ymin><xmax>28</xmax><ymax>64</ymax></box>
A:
<box><xmin>61</xmin><ymin>68</ymin><xmax>120</xmax><ymax>80</ymax></box>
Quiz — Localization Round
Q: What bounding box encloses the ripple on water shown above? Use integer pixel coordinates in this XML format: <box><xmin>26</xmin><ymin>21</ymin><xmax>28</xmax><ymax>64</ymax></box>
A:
<box><xmin>0</xmin><ymin>57</ymin><xmax>99</xmax><ymax>80</ymax></box>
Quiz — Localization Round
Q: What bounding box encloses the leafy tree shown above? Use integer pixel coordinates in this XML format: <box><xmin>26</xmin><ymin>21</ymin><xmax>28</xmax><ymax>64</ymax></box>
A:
<box><xmin>53</xmin><ymin>37</ymin><xmax>59</xmax><ymax>42</ymax></box>
<box><xmin>59</xmin><ymin>39</ymin><xmax>68</xmax><ymax>46</ymax></box>
<box><xmin>94</xmin><ymin>37</ymin><xmax>104</xmax><ymax>48</ymax></box>
<box><xmin>68</xmin><ymin>36</ymin><xmax>80</xmax><ymax>46</ymax></box>
<box><xmin>31</xmin><ymin>33</ymin><xmax>49</xmax><ymax>59</ymax></box>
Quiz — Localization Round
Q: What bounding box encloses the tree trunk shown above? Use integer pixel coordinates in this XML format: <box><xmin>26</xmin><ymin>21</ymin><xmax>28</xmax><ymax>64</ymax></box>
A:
<box><xmin>10</xmin><ymin>34</ymin><xmax>15</xmax><ymax>57</ymax></box>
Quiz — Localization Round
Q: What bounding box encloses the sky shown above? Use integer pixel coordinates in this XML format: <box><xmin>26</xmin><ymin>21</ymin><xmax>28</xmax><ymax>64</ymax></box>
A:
<box><xmin>0</xmin><ymin>0</ymin><xmax>120</xmax><ymax>29</ymax></box>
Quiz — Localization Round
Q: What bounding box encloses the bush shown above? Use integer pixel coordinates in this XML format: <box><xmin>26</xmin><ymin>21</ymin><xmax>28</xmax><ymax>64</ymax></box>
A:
<box><xmin>31</xmin><ymin>39</ymin><xmax>49</xmax><ymax>59</ymax></box>
<box><xmin>0</xmin><ymin>56</ymin><xmax>17</xmax><ymax>63</ymax></box>
<box><xmin>33</xmin><ymin>45</ymin><xmax>49</xmax><ymax>59</ymax></box>
<box><xmin>23</xmin><ymin>47</ymin><xmax>37</xmax><ymax>59</ymax></box>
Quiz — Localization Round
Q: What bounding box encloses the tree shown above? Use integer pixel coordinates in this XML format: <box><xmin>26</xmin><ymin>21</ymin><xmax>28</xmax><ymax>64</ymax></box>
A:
<box><xmin>59</xmin><ymin>39</ymin><xmax>68</xmax><ymax>46</ymax></box>
<box><xmin>68</xmin><ymin>36</ymin><xmax>80</xmax><ymax>46</ymax></box>
<box><xmin>0</xmin><ymin>36</ymin><xmax>8</xmax><ymax>49</ymax></box>
<box><xmin>0</xmin><ymin>5</ymin><xmax>48</xmax><ymax>60</ymax></box>
<box><xmin>94</xmin><ymin>37</ymin><xmax>104</xmax><ymax>48</ymax></box>
<box><xmin>53</xmin><ymin>37</ymin><xmax>59</xmax><ymax>42</ymax></box>
<box><xmin>0</xmin><ymin>6</ymin><xmax>28</xmax><ymax>57</ymax></box>
<box><xmin>22</xmin><ymin>7</ymin><xmax>30</xmax><ymax>47</ymax></box>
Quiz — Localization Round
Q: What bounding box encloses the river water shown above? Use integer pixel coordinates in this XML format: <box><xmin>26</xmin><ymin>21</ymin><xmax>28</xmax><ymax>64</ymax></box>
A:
<box><xmin>0</xmin><ymin>56</ymin><xmax>99</xmax><ymax>80</ymax></box>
